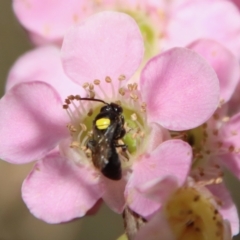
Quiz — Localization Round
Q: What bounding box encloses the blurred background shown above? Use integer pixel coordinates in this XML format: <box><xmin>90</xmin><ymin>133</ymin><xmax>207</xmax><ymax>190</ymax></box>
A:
<box><xmin>0</xmin><ymin>1</ymin><xmax>240</xmax><ymax>240</ymax></box>
<box><xmin>0</xmin><ymin>1</ymin><xmax>123</xmax><ymax>240</ymax></box>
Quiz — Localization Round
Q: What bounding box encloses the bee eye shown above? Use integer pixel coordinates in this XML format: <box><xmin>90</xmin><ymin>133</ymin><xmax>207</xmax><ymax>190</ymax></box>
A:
<box><xmin>100</xmin><ymin>105</ymin><xmax>110</xmax><ymax>112</ymax></box>
<box><xmin>96</xmin><ymin>118</ymin><xmax>111</xmax><ymax>130</ymax></box>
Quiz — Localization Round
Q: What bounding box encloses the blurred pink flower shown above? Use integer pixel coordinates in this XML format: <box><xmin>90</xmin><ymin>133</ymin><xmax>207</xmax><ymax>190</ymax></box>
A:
<box><xmin>134</xmin><ymin>177</ymin><xmax>239</xmax><ymax>239</ymax></box>
<box><xmin>176</xmin><ymin>39</ymin><xmax>240</xmax><ymax>191</ymax></box>
<box><xmin>0</xmin><ymin>12</ymin><xmax>219</xmax><ymax>223</ymax></box>
<box><xmin>13</xmin><ymin>0</ymin><xmax>240</xmax><ymax>57</ymax></box>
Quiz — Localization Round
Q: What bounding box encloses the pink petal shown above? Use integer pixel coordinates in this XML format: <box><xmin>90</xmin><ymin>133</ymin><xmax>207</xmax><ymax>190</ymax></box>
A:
<box><xmin>61</xmin><ymin>11</ymin><xmax>144</xmax><ymax>94</ymax></box>
<box><xmin>141</xmin><ymin>47</ymin><xmax>220</xmax><ymax>130</ymax></box>
<box><xmin>125</xmin><ymin>139</ymin><xmax>192</xmax><ymax>218</ymax></box>
<box><xmin>22</xmin><ymin>152</ymin><xmax>102</xmax><ymax>223</ymax></box>
<box><xmin>208</xmin><ymin>183</ymin><xmax>239</xmax><ymax>235</ymax></box>
<box><xmin>137</xmin><ymin>176</ymin><xmax>179</xmax><ymax>203</ymax></box>
<box><xmin>188</xmin><ymin>39</ymin><xmax>240</xmax><ymax>103</ymax></box>
<box><xmin>0</xmin><ymin>82</ymin><xmax>68</xmax><ymax>164</ymax></box>
<box><xmin>146</xmin><ymin>122</ymin><xmax>171</xmax><ymax>152</ymax></box>
<box><xmin>6</xmin><ymin>46</ymin><xmax>86</xmax><ymax>101</ymax></box>
<box><xmin>135</xmin><ymin>210</ymin><xmax>175</xmax><ymax>240</ymax></box>
<box><xmin>13</xmin><ymin>0</ymin><xmax>93</xmax><ymax>43</ymax></box>
<box><xmin>219</xmin><ymin>153</ymin><xmax>240</xmax><ymax>179</ymax></box>
<box><xmin>218</xmin><ymin>112</ymin><xmax>240</xmax><ymax>178</ymax></box>
<box><xmin>101</xmin><ymin>175</ymin><xmax>127</xmax><ymax>214</ymax></box>
<box><xmin>165</xmin><ymin>0</ymin><xmax>240</xmax><ymax>56</ymax></box>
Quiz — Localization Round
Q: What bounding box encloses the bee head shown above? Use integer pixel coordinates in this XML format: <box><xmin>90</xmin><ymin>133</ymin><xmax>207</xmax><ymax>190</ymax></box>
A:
<box><xmin>100</xmin><ymin>102</ymin><xmax>123</xmax><ymax>114</ymax></box>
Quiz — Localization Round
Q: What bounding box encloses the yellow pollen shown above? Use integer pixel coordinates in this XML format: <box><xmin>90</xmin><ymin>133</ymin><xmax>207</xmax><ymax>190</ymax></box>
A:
<box><xmin>96</xmin><ymin>118</ymin><xmax>110</xmax><ymax>130</ymax></box>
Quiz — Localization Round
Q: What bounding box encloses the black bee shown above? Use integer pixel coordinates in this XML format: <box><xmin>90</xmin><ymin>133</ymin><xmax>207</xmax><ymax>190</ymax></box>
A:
<box><xmin>80</xmin><ymin>98</ymin><xmax>126</xmax><ymax>180</ymax></box>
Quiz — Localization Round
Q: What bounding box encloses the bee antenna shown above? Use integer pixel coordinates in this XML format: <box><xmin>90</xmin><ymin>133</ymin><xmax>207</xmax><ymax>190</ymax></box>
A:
<box><xmin>78</xmin><ymin>97</ymin><xmax>108</xmax><ymax>105</ymax></box>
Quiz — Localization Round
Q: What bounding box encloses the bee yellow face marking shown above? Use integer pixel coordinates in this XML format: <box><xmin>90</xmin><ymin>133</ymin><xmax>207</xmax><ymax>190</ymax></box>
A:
<box><xmin>96</xmin><ymin>118</ymin><xmax>110</xmax><ymax>130</ymax></box>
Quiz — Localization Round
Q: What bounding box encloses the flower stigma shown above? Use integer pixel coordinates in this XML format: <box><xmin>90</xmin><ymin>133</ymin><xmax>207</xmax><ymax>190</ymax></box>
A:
<box><xmin>62</xmin><ymin>75</ymin><xmax>148</xmax><ymax>173</ymax></box>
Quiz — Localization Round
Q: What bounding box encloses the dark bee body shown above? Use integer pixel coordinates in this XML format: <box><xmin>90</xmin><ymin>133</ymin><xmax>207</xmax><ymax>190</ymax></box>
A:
<box><xmin>87</xmin><ymin>102</ymin><xmax>126</xmax><ymax>180</ymax></box>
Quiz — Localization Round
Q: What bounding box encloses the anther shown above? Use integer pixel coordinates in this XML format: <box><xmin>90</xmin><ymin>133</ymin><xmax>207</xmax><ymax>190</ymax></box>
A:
<box><xmin>88</xmin><ymin>108</ymin><xmax>93</xmax><ymax>116</ymax></box>
<box><xmin>229</xmin><ymin>145</ymin><xmax>234</xmax><ymax>152</ymax></box>
<box><xmin>131</xmin><ymin>113</ymin><xmax>137</xmax><ymax>121</ymax></box>
<box><xmin>130</xmin><ymin>93</ymin><xmax>138</xmax><ymax>101</ymax></box>
<box><xmin>128</xmin><ymin>84</ymin><xmax>133</xmax><ymax>91</ymax></box>
<box><xmin>65</xmin><ymin>99</ymin><xmax>71</xmax><ymax>104</ymax></box>
<box><xmin>79</xmin><ymin>123</ymin><xmax>87</xmax><ymax>131</ymax></box>
<box><xmin>75</xmin><ymin>95</ymin><xmax>81</xmax><ymax>100</ymax></box>
<box><xmin>70</xmin><ymin>141</ymin><xmax>80</xmax><ymax>148</ymax></box>
<box><xmin>105</xmin><ymin>76</ymin><xmax>112</xmax><ymax>83</ymax></box>
<box><xmin>68</xmin><ymin>95</ymin><xmax>75</xmax><ymax>100</ymax></box>
<box><xmin>83</xmin><ymin>82</ymin><xmax>89</xmax><ymax>88</ymax></box>
<box><xmin>89</xmin><ymin>83</ymin><xmax>94</xmax><ymax>90</ymax></box>
<box><xmin>213</xmin><ymin>113</ymin><xmax>219</xmax><ymax>120</ymax></box>
<box><xmin>118</xmin><ymin>74</ymin><xmax>126</xmax><ymax>81</ymax></box>
<box><xmin>132</xmin><ymin>83</ymin><xmax>138</xmax><ymax>90</ymax></box>
<box><xmin>89</xmin><ymin>90</ymin><xmax>95</xmax><ymax>98</ymax></box>
<box><xmin>119</xmin><ymin>87</ymin><xmax>126</xmax><ymax>96</ymax></box>
<box><xmin>63</xmin><ymin>104</ymin><xmax>68</xmax><ymax>109</ymax></box>
<box><xmin>94</xmin><ymin>79</ymin><xmax>101</xmax><ymax>85</ymax></box>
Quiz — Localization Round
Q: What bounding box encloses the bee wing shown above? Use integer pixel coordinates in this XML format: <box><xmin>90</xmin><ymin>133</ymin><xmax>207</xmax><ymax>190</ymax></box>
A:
<box><xmin>91</xmin><ymin>121</ymin><xmax>118</xmax><ymax>169</ymax></box>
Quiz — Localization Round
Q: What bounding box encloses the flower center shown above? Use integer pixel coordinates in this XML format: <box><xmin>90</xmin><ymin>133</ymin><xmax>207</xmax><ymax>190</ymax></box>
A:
<box><xmin>120</xmin><ymin>9</ymin><xmax>160</xmax><ymax>60</ymax></box>
<box><xmin>164</xmin><ymin>187</ymin><xmax>224</xmax><ymax>240</ymax></box>
<box><xmin>62</xmin><ymin>76</ymin><xmax>147</xmax><ymax>171</ymax></box>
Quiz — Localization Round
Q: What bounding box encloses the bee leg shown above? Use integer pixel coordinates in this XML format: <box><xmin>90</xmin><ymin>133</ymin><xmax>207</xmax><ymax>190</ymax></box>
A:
<box><xmin>115</xmin><ymin>128</ymin><xmax>126</xmax><ymax>140</ymax></box>
<box><xmin>86</xmin><ymin>139</ymin><xmax>96</xmax><ymax>151</ymax></box>
<box><xmin>114</xmin><ymin>143</ymin><xmax>128</xmax><ymax>152</ymax></box>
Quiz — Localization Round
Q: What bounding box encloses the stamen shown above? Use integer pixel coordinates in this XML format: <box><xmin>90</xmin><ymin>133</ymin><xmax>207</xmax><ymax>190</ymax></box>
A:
<box><xmin>105</xmin><ymin>76</ymin><xmax>115</xmax><ymax>98</ymax></box>
<box><xmin>93</xmin><ymin>79</ymin><xmax>108</xmax><ymax>99</ymax></box>
<box><xmin>119</xmin><ymin>87</ymin><xmax>126</xmax><ymax>96</ymax></box>
<box><xmin>118</xmin><ymin>74</ymin><xmax>126</xmax><ymax>81</ymax></box>
<box><xmin>118</xmin><ymin>74</ymin><xmax>126</xmax><ymax>89</ymax></box>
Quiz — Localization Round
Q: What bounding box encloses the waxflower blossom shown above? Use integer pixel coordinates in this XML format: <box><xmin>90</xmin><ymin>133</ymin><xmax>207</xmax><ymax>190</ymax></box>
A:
<box><xmin>0</xmin><ymin>12</ymin><xmax>220</xmax><ymax>223</ymax></box>
<box><xmin>13</xmin><ymin>0</ymin><xmax>240</xmax><ymax>59</ymax></box>
<box><xmin>134</xmin><ymin>177</ymin><xmax>238</xmax><ymax>240</ymax></box>
<box><xmin>176</xmin><ymin>39</ymin><xmax>240</xmax><ymax>189</ymax></box>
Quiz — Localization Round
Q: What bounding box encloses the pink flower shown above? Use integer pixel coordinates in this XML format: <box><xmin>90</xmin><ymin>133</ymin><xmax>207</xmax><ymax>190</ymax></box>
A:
<box><xmin>134</xmin><ymin>177</ymin><xmax>239</xmax><ymax>239</ymax></box>
<box><xmin>0</xmin><ymin>12</ymin><xmax>219</xmax><ymax>223</ymax></box>
<box><xmin>178</xmin><ymin>39</ymin><xmax>240</xmax><ymax>187</ymax></box>
<box><xmin>13</xmin><ymin>0</ymin><xmax>240</xmax><ymax>58</ymax></box>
